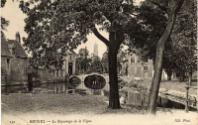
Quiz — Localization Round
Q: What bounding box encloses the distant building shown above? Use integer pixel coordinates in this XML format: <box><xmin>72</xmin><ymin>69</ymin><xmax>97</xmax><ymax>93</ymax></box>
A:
<box><xmin>62</xmin><ymin>50</ymin><xmax>77</xmax><ymax>76</ymax></box>
<box><xmin>1</xmin><ymin>32</ymin><xmax>29</xmax><ymax>92</ymax></box>
<box><xmin>120</xmin><ymin>51</ymin><xmax>168</xmax><ymax>80</ymax></box>
<box><xmin>93</xmin><ymin>43</ymin><xmax>98</xmax><ymax>57</ymax></box>
<box><xmin>1</xmin><ymin>36</ymin><xmax>12</xmax><ymax>85</ymax></box>
<box><xmin>1</xmin><ymin>32</ymin><xmax>78</xmax><ymax>93</ymax></box>
<box><xmin>36</xmin><ymin>50</ymin><xmax>77</xmax><ymax>81</ymax></box>
<box><xmin>32</xmin><ymin>50</ymin><xmax>77</xmax><ymax>93</ymax></box>
<box><xmin>7</xmin><ymin>40</ymin><xmax>28</xmax><ymax>81</ymax></box>
<box><xmin>126</xmin><ymin>53</ymin><xmax>154</xmax><ymax>79</ymax></box>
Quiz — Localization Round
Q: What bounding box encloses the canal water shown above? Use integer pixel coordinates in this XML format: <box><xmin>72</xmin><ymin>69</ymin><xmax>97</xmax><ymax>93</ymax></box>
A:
<box><xmin>31</xmin><ymin>75</ymin><xmax>196</xmax><ymax>111</ymax></box>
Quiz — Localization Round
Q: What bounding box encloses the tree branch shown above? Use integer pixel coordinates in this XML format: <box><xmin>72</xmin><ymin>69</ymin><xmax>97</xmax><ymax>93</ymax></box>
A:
<box><xmin>92</xmin><ymin>27</ymin><xmax>109</xmax><ymax>47</ymax></box>
<box><xmin>148</xmin><ymin>0</ymin><xmax>168</xmax><ymax>13</ymax></box>
<box><xmin>174</xmin><ymin>0</ymin><xmax>185</xmax><ymax>13</ymax></box>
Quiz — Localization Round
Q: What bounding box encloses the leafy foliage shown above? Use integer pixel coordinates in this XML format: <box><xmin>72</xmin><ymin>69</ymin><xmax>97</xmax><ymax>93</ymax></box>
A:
<box><xmin>101</xmin><ymin>51</ymin><xmax>108</xmax><ymax>73</ymax></box>
<box><xmin>76</xmin><ymin>48</ymin><xmax>91</xmax><ymax>74</ymax></box>
<box><xmin>90</xmin><ymin>56</ymin><xmax>103</xmax><ymax>73</ymax></box>
<box><xmin>169</xmin><ymin>0</ymin><xmax>197</xmax><ymax>80</ymax></box>
<box><xmin>1</xmin><ymin>17</ymin><xmax>9</xmax><ymax>30</ymax></box>
<box><xmin>160</xmin><ymin>0</ymin><xmax>197</xmax><ymax>81</ymax></box>
<box><xmin>19</xmin><ymin>0</ymin><xmax>135</xmax><ymax>69</ymax></box>
<box><xmin>1</xmin><ymin>0</ymin><xmax>9</xmax><ymax>38</ymax></box>
<box><xmin>127</xmin><ymin>0</ymin><xmax>197</xmax><ymax>81</ymax></box>
<box><xmin>126</xmin><ymin>0</ymin><xmax>168</xmax><ymax>60</ymax></box>
<box><xmin>101</xmin><ymin>46</ymin><xmax>128</xmax><ymax>74</ymax></box>
<box><xmin>1</xmin><ymin>0</ymin><xmax>6</xmax><ymax>7</ymax></box>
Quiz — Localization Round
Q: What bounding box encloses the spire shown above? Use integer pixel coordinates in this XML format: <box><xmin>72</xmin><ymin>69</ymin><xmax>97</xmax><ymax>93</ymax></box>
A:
<box><xmin>15</xmin><ymin>32</ymin><xmax>21</xmax><ymax>43</ymax></box>
<box><xmin>93</xmin><ymin>43</ymin><xmax>98</xmax><ymax>57</ymax></box>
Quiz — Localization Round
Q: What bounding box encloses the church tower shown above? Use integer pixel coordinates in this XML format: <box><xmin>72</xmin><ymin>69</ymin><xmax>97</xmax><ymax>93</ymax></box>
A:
<box><xmin>16</xmin><ymin>32</ymin><xmax>21</xmax><ymax>43</ymax></box>
<box><xmin>93</xmin><ymin>43</ymin><xmax>98</xmax><ymax>57</ymax></box>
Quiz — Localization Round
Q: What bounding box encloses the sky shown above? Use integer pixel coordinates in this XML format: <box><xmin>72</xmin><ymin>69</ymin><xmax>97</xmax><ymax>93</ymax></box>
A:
<box><xmin>1</xmin><ymin>0</ymin><xmax>144</xmax><ymax>58</ymax></box>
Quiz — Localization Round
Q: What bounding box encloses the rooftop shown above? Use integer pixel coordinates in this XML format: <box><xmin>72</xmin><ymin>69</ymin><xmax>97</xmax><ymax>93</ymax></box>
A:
<box><xmin>7</xmin><ymin>40</ymin><xmax>27</xmax><ymax>59</ymax></box>
<box><xmin>1</xmin><ymin>36</ymin><xmax>12</xmax><ymax>58</ymax></box>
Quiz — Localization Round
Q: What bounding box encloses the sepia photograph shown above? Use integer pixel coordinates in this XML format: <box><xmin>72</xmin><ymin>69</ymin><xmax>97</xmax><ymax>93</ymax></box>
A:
<box><xmin>1</xmin><ymin>0</ymin><xmax>198</xmax><ymax>125</ymax></box>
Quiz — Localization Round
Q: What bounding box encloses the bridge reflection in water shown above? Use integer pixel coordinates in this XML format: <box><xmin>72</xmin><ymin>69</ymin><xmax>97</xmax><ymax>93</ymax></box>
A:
<box><xmin>40</xmin><ymin>74</ymin><xmax>197</xmax><ymax>111</ymax></box>
<box><xmin>76</xmin><ymin>74</ymin><xmax>109</xmax><ymax>95</ymax></box>
<box><xmin>76</xmin><ymin>74</ymin><xmax>197</xmax><ymax>111</ymax></box>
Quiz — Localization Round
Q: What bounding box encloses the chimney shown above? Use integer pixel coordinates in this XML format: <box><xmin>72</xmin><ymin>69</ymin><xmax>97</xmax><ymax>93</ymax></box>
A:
<box><xmin>16</xmin><ymin>32</ymin><xmax>21</xmax><ymax>43</ymax></box>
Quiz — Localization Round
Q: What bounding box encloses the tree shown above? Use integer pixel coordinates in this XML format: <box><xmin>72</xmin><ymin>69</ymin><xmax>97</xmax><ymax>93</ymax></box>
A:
<box><xmin>128</xmin><ymin>0</ymin><xmax>196</xmax><ymax>83</ymax></box>
<box><xmin>1</xmin><ymin>0</ymin><xmax>9</xmax><ymax>37</ymax></box>
<box><xmin>162</xmin><ymin>51</ymin><xmax>174</xmax><ymax>81</ymax></box>
<box><xmin>146</xmin><ymin>0</ymin><xmax>184</xmax><ymax>113</ymax></box>
<box><xmin>170</xmin><ymin>0</ymin><xmax>197</xmax><ymax>81</ymax></box>
<box><xmin>161</xmin><ymin>0</ymin><xmax>197</xmax><ymax>82</ymax></box>
<box><xmin>79</xmin><ymin>47</ymin><xmax>89</xmax><ymax>58</ymax></box>
<box><xmin>76</xmin><ymin>56</ymin><xmax>91</xmax><ymax>74</ymax></box>
<box><xmin>20</xmin><ymin>0</ymin><xmax>135</xmax><ymax>109</ymax></box>
<box><xmin>76</xmin><ymin>47</ymin><xmax>91</xmax><ymax>74</ymax></box>
<box><xmin>90</xmin><ymin>55</ymin><xmax>103</xmax><ymax>73</ymax></box>
<box><xmin>101</xmin><ymin>51</ymin><xmax>108</xmax><ymax>73</ymax></box>
<box><xmin>127</xmin><ymin>0</ymin><xmax>172</xmax><ymax>80</ymax></box>
<box><xmin>113</xmin><ymin>45</ymin><xmax>128</xmax><ymax>75</ymax></box>
<box><xmin>126</xmin><ymin>0</ymin><xmax>184</xmax><ymax>113</ymax></box>
<box><xmin>1</xmin><ymin>0</ymin><xmax>6</xmax><ymax>7</ymax></box>
<box><xmin>101</xmin><ymin>46</ymin><xmax>128</xmax><ymax>75</ymax></box>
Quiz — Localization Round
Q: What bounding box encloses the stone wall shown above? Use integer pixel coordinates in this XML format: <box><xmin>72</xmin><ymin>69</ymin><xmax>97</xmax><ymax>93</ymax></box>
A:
<box><xmin>1</xmin><ymin>56</ymin><xmax>10</xmax><ymax>85</ymax></box>
<box><xmin>9</xmin><ymin>58</ymin><xmax>28</xmax><ymax>82</ymax></box>
<box><xmin>36</xmin><ymin>69</ymin><xmax>64</xmax><ymax>81</ymax></box>
<box><xmin>1</xmin><ymin>57</ymin><xmax>29</xmax><ymax>93</ymax></box>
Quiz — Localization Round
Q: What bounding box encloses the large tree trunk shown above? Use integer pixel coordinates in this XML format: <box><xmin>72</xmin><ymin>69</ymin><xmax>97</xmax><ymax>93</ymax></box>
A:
<box><xmin>107</xmin><ymin>30</ymin><xmax>124</xmax><ymax>109</ymax></box>
<box><xmin>108</xmin><ymin>47</ymin><xmax>121</xmax><ymax>109</ymax></box>
<box><xmin>92</xmin><ymin>25</ymin><xmax>124</xmax><ymax>109</ymax></box>
<box><xmin>148</xmin><ymin>0</ymin><xmax>184</xmax><ymax>114</ymax></box>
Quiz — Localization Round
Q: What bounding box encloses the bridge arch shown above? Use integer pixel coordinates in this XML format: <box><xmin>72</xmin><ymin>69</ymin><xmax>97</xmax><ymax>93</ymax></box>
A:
<box><xmin>84</xmin><ymin>73</ymin><xmax>106</xmax><ymax>89</ymax></box>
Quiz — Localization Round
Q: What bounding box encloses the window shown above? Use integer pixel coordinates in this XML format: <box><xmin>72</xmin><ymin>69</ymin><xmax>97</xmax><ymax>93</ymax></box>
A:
<box><xmin>6</xmin><ymin>59</ymin><xmax>10</xmax><ymax>70</ymax></box>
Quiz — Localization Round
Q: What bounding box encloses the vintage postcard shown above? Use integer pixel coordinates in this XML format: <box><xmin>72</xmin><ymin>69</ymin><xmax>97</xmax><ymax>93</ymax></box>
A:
<box><xmin>1</xmin><ymin>0</ymin><xmax>198</xmax><ymax>125</ymax></box>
